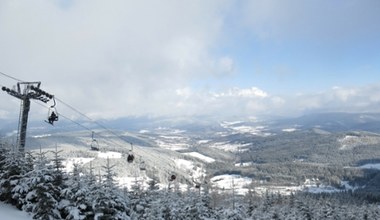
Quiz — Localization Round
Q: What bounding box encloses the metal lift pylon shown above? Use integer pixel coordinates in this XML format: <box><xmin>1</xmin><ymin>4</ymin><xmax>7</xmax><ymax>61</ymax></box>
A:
<box><xmin>2</xmin><ymin>82</ymin><xmax>54</xmax><ymax>154</ymax></box>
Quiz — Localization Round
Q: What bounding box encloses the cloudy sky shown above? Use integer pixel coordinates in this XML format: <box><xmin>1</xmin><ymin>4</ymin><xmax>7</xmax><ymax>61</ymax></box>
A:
<box><xmin>1</xmin><ymin>0</ymin><xmax>380</xmax><ymax>121</ymax></box>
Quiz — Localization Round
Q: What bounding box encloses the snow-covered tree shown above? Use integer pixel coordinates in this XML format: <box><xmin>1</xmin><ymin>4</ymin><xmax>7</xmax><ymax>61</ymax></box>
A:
<box><xmin>0</xmin><ymin>150</ymin><xmax>32</xmax><ymax>206</ymax></box>
<box><xmin>18</xmin><ymin>149</ymin><xmax>62</xmax><ymax>219</ymax></box>
<box><xmin>61</xmin><ymin>162</ymin><xmax>93</xmax><ymax>220</ymax></box>
<box><xmin>92</xmin><ymin>158</ymin><xmax>129</xmax><ymax>219</ymax></box>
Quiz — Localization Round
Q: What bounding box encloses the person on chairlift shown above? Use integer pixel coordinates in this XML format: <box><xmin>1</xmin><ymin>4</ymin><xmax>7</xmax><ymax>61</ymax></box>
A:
<box><xmin>48</xmin><ymin>111</ymin><xmax>58</xmax><ymax>125</ymax></box>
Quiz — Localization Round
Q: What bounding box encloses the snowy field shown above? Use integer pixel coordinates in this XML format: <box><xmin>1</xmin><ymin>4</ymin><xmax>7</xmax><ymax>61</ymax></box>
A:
<box><xmin>211</xmin><ymin>174</ymin><xmax>252</xmax><ymax>195</ymax></box>
<box><xmin>97</xmin><ymin>151</ymin><xmax>122</xmax><ymax>159</ymax></box>
<box><xmin>155</xmin><ymin>139</ymin><xmax>190</xmax><ymax>151</ymax></box>
<box><xmin>339</xmin><ymin>135</ymin><xmax>380</xmax><ymax>150</ymax></box>
<box><xmin>183</xmin><ymin>152</ymin><xmax>215</xmax><ymax>163</ymax></box>
<box><xmin>0</xmin><ymin>202</ymin><xmax>32</xmax><ymax>220</ymax></box>
<box><xmin>209</xmin><ymin>142</ymin><xmax>250</xmax><ymax>152</ymax></box>
<box><xmin>220</xmin><ymin>121</ymin><xmax>271</xmax><ymax>136</ymax></box>
<box><xmin>282</xmin><ymin>128</ymin><xmax>297</xmax><ymax>132</ymax></box>
<box><xmin>235</xmin><ymin>162</ymin><xmax>254</xmax><ymax>167</ymax></box>
<box><xmin>360</xmin><ymin>163</ymin><xmax>380</xmax><ymax>170</ymax></box>
<box><xmin>62</xmin><ymin>157</ymin><xmax>94</xmax><ymax>173</ymax></box>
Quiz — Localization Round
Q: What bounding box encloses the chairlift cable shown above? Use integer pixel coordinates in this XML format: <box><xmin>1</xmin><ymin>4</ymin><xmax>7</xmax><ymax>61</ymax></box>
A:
<box><xmin>33</xmin><ymin>100</ymin><xmax>127</xmax><ymax>150</ymax></box>
<box><xmin>0</xmin><ymin>71</ymin><xmax>23</xmax><ymax>82</ymax></box>
<box><xmin>2</xmin><ymin>70</ymin><xmax>176</xmax><ymax>169</ymax></box>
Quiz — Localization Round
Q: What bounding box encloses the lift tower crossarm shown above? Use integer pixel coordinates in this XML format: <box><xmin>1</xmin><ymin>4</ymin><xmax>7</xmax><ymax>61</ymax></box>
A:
<box><xmin>2</xmin><ymin>82</ymin><xmax>54</xmax><ymax>153</ymax></box>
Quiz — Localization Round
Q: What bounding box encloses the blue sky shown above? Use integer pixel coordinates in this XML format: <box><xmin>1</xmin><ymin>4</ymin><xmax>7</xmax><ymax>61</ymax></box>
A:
<box><xmin>0</xmin><ymin>0</ymin><xmax>380</xmax><ymax>119</ymax></box>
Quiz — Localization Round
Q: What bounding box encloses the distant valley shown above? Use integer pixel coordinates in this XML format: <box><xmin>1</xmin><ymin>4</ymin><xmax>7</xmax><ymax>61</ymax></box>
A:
<box><xmin>1</xmin><ymin>112</ymin><xmax>380</xmax><ymax>195</ymax></box>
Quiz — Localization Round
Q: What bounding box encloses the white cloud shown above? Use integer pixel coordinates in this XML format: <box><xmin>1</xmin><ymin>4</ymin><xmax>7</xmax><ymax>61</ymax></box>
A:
<box><xmin>213</xmin><ymin>87</ymin><xmax>268</xmax><ymax>98</ymax></box>
<box><xmin>171</xmin><ymin>86</ymin><xmax>277</xmax><ymax>117</ymax></box>
<box><xmin>287</xmin><ymin>84</ymin><xmax>380</xmax><ymax>115</ymax></box>
<box><xmin>0</xmin><ymin>0</ymin><xmax>233</xmax><ymax>119</ymax></box>
<box><xmin>1</xmin><ymin>1</ymin><xmax>379</xmax><ymax>121</ymax></box>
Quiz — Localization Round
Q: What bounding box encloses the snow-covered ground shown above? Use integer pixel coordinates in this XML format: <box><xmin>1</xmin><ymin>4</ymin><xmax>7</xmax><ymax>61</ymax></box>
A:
<box><xmin>62</xmin><ymin>157</ymin><xmax>94</xmax><ymax>173</ymax></box>
<box><xmin>97</xmin><ymin>151</ymin><xmax>122</xmax><ymax>159</ymax></box>
<box><xmin>211</xmin><ymin>174</ymin><xmax>252</xmax><ymax>195</ymax></box>
<box><xmin>360</xmin><ymin>163</ymin><xmax>380</xmax><ymax>170</ymax></box>
<box><xmin>282</xmin><ymin>128</ymin><xmax>297</xmax><ymax>132</ymax></box>
<box><xmin>175</xmin><ymin>158</ymin><xmax>205</xmax><ymax>180</ymax></box>
<box><xmin>209</xmin><ymin>142</ymin><xmax>250</xmax><ymax>152</ymax></box>
<box><xmin>220</xmin><ymin>122</ymin><xmax>271</xmax><ymax>136</ymax></box>
<box><xmin>62</xmin><ymin>151</ymin><xmax>123</xmax><ymax>173</ymax></box>
<box><xmin>209</xmin><ymin>175</ymin><xmax>359</xmax><ymax>196</ymax></box>
<box><xmin>235</xmin><ymin>162</ymin><xmax>254</xmax><ymax>167</ymax></box>
<box><xmin>117</xmin><ymin>175</ymin><xmax>151</xmax><ymax>190</ymax></box>
<box><xmin>338</xmin><ymin>135</ymin><xmax>380</xmax><ymax>150</ymax></box>
<box><xmin>0</xmin><ymin>202</ymin><xmax>32</xmax><ymax>220</ymax></box>
<box><xmin>31</xmin><ymin>134</ymin><xmax>51</xmax><ymax>138</ymax></box>
<box><xmin>198</xmin><ymin>139</ymin><xmax>210</xmax><ymax>144</ymax></box>
<box><xmin>304</xmin><ymin>180</ymin><xmax>359</xmax><ymax>194</ymax></box>
<box><xmin>183</xmin><ymin>152</ymin><xmax>215</xmax><ymax>163</ymax></box>
<box><xmin>155</xmin><ymin>140</ymin><xmax>189</xmax><ymax>151</ymax></box>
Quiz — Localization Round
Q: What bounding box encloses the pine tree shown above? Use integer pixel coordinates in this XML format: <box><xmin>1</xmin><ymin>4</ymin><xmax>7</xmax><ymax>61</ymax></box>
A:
<box><xmin>22</xmin><ymin>149</ymin><xmax>62</xmax><ymax>219</ymax></box>
<box><xmin>92</xmin><ymin>158</ymin><xmax>129</xmax><ymax>219</ymax></box>
<box><xmin>11</xmin><ymin>152</ymin><xmax>35</xmax><ymax>209</ymax></box>
<box><xmin>0</xmin><ymin>150</ymin><xmax>26</xmax><ymax>206</ymax></box>
<box><xmin>61</xmin><ymin>162</ymin><xmax>93</xmax><ymax>220</ymax></box>
<box><xmin>50</xmin><ymin>147</ymin><xmax>69</xmax><ymax>217</ymax></box>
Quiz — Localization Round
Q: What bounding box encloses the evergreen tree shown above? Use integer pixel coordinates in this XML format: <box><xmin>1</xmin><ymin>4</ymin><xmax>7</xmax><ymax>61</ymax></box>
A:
<box><xmin>61</xmin><ymin>162</ymin><xmax>93</xmax><ymax>220</ymax></box>
<box><xmin>11</xmin><ymin>152</ymin><xmax>35</xmax><ymax>209</ymax></box>
<box><xmin>50</xmin><ymin>147</ymin><xmax>69</xmax><ymax>217</ymax></box>
<box><xmin>92</xmin><ymin>158</ymin><xmax>129</xmax><ymax>219</ymax></box>
<box><xmin>0</xmin><ymin>150</ymin><xmax>27</xmax><ymax>206</ymax></box>
<box><xmin>21</xmin><ymin>149</ymin><xmax>62</xmax><ymax>219</ymax></box>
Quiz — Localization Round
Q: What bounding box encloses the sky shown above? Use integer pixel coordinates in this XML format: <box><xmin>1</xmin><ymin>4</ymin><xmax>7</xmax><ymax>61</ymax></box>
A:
<box><xmin>0</xmin><ymin>0</ymin><xmax>380</xmax><ymax>121</ymax></box>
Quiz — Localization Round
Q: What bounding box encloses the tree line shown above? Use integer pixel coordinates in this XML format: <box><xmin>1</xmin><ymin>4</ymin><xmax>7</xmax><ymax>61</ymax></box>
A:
<box><xmin>1</xmin><ymin>144</ymin><xmax>380</xmax><ymax>219</ymax></box>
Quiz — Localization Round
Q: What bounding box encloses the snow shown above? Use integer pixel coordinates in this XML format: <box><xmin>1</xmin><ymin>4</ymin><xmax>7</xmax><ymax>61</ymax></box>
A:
<box><xmin>160</xmin><ymin>135</ymin><xmax>183</xmax><ymax>140</ymax></box>
<box><xmin>174</xmin><ymin>158</ymin><xmax>205</xmax><ymax>180</ymax></box>
<box><xmin>210</xmin><ymin>142</ymin><xmax>250</xmax><ymax>152</ymax></box>
<box><xmin>235</xmin><ymin>162</ymin><xmax>253</xmax><ymax>167</ymax></box>
<box><xmin>175</xmin><ymin>158</ymin><xmax>194</xmax><ymax>170</ymax></box>
<box><xmin>32</xmin><ymin>134</ymin><xmax>51</xmax><ymax>138</ymax></box>
<box><xmin>211</xmin><ymin>174</ymin><xmax>252</xmax><ymax>195</ymax></box>
<box><xmin>97</xmin><ymin>151</ymin><xmax>122</xmax><ymax>159</ymax></box>
<box><xmin>338</xmin><ymin>135</ymin><xmax>380</xmax><ymax>150</ymax></box>
<box><xmin>116</xmin><ymin>176</ymin><xmax>150</xmax><ymax>190</ymax></box>
<box><xmin>183</xmin><ymin>152</ymin><xmax>215</xmax><ymax>163</ymax></box>
<box><xmin>139</xmin><ymin>129</ymin><xmax>150</xmax><ymax>134</ymax></box>
<box><xmin>360</xmin><ymin>163</ymin><xmax>380</xmax><ymax>170</ymax></box>
<box><xmin>338</xmin><ymin>135</ymin><xmax>357</xmax><ymax>150</ymax></box>
<box><xmin>198</xmin><ymin>139</ymin><xmax>210</xmax><ymax>144</ymax></box>
<box><xmin>303</xmin><ymin>179</ymin><xmax>358</xmax><ymax>194</ymax></box>
<box><xmin>282</xmin><ymin>128</ymin><xmax>297</xmax><ymax>132</ymax></box>
<box><xmin>62</xmin><ymin>157</ymin><xmax>95</xmax><ymax>173</ymax></box>
<box><xmin>155</xmin><ymin>140</ymin><xmax>189</xmax><ymax>151</ymax></box>
<box><xmin>0</xmin><ymin>202</ymin><xmax>32</xmax><ymax>220</ymax></box>
<box><xmin>221</xmin><ymin>121</ymin><xmax>243</xmax><ymax>126</ymax></box>
<box><xmin>221</xmin><ymin>122</ymin><xmax>271</xmax><ymax>136</ymax></box>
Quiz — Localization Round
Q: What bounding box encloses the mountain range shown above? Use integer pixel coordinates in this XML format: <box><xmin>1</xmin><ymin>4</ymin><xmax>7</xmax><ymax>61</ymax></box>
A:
<box><xmin>1</xmin><ymin>112</ymin><xmax>380</xmax><ymax>194</ymax></box>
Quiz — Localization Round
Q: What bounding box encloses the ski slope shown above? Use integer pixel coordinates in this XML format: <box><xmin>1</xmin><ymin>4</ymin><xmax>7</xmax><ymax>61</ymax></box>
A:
<box><xmin>0</xmin><ymin>202</ymin><xmax>32</xmax><ymax>220</ymax></box>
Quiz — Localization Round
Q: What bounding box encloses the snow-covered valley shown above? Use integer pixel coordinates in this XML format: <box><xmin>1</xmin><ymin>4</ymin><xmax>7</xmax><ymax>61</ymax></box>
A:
<box><xmin>2</xmin><ymin>113</ymin><xmax>380</xmax><ymax>218</ymax></box>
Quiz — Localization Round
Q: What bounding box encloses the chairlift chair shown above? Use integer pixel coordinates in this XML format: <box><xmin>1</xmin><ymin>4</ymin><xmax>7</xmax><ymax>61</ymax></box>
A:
<box><xmin>90</xmin><ymin>131</ymin><xmax>99</xmax><ymax>151</ymax></box>
<box><xmin>139</xmin><ymin>161</ymin><xmax>146</xmax><ymax>171</ymax></box>
<box><xmin>46</xmin><ymin>98</ymin><xmax>59</xmax><ymax>125</ymax></box>
<box><xmin>169</xmin><ymin>174</ymin><xmax>176</xmax><ymax>181</ymax></box>
<box><xmin>127</xmin><ymin>143</ymin><xmax>135</xmax><ymax>163</ymax></box>
<box><xmin>90</xmin><ymin>139</ymin><xmax>100</xmax><ymax>151</ymax></box>
<box><xmin>127</xmin><ymin>150</ymin><xmax>135</xmax><ymax>163</ymax></box>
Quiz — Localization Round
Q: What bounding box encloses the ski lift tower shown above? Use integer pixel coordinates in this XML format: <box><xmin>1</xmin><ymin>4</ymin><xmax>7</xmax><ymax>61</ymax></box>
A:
<box><xmin>2</xmin><ymin>82</ymin><xmax>54</xmax><ymax>153</ymax></box>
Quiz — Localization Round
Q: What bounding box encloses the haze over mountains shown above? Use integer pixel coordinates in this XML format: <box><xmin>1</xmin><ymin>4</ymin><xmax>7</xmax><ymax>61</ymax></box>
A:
<box><xmin>2</xmin><ymin>112</ymin><xmax>380</xmax><ymax>194</ymax></box>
